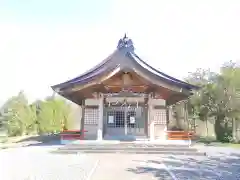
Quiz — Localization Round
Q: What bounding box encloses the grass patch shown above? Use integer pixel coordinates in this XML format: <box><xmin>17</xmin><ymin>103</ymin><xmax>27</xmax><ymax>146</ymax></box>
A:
<box><xmin>0</xmin><ymin>136</ymin><xmax>7</xmax><ymax>143</ymax></box>
<box><xmin>219</xmin><ymin>143</ymin><xmax>240</xmax><ymax>148</ymax></box>
<box><xmin>0</xmin><ymin>135</ymin><xmax>30</xmax><ymax>144</ymax></box>
<box><xmin>196</xmin><ymin>137</ymin><xmax>240</xmax><ymax>148</ymax></box>
<box><xmin>197</xmin><ymin>137</ymin><xmax>218</xmax><ymax>144</ymax></box>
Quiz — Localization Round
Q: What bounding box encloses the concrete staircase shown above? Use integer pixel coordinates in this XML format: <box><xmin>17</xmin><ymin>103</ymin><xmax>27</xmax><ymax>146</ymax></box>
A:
<box><xmin>52</xmin><ymin>143</ymin><xmax>206</xmax><ymax>156</ymax></box>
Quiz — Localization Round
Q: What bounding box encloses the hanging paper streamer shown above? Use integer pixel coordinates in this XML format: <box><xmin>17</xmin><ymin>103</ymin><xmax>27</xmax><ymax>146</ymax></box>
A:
<box><xmin>108</xmin><ymin>116</ymin><xmax>114</xmax><ymax>123</ymax></box>
<box><xmin>130</xmin><ymin>116</ymin><xmax>135</xmax><ymax>124</ymax></box>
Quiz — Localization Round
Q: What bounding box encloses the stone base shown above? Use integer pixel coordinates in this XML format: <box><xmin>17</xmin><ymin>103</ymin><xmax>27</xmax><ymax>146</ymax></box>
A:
<box><xmin>64</xmin><ymin>139</ymin><xmax>193</xmax><ymax>146</ymax></box>
<box><xmin>54</xmin><ymin>141</ymin><xmax>205</xmax><ymax>156</ymax></box>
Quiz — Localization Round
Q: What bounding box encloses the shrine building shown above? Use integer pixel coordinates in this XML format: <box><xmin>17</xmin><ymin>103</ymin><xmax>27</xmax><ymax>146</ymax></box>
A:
<box><xmin>51</xmin><ymin>35</ymin><xmax>198</xmax><ymax>141</ymax></box>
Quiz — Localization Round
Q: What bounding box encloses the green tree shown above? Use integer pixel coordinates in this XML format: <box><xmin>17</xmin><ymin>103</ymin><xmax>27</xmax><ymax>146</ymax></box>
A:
<box><xmin>185</xmin><ymin>69</ymin><xmax>217</xmax><ymax>137</ymax></box>
<box><xmin>0</xmin><ymin>92</ymin><xmax>74</xmax><ymax>136</ymax></box>
<box><xmin>37</xmin><ymin>97</ymin><xmax>74</xmax><ymax>134</ymax></box>
<box><xmin>1</xmin><ymin>91</ymin><xmax>36</xmax><ymax>136</ymax></box>
<box><xmin>185</xmin><ymin>62</ymin><xmax>240</xmax><ymax>142</ymax></box>
<box><xmin>213</xmin><ymin>62</ymin><xmax>240</xmax><ymax>142</ymax></box>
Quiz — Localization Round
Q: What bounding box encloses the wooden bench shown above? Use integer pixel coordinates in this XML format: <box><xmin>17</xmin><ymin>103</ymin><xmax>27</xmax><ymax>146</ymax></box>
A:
<box><xmin>60</xmin><ymin>130</ymin><xmax>88</xmax><ymax>140</ymax></box>
<box><xmin>167</xmin><ymin>131</ymin><xmax>195</xmax><ymax>140</ymax></box>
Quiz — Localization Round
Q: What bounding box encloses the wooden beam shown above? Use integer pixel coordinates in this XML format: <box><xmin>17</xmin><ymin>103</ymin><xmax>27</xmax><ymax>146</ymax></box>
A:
<box><xmin>104</xmin><ymin>85</ymin><xmax>149</xmax><ymax>93</ymax></box>
<box><xmin>153</xmin><ymin>105</ymin><xmax>166</xmax><ymax>109</ymax></box>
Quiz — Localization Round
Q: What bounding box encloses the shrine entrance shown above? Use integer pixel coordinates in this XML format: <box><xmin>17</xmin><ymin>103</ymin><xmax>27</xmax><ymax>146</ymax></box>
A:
<box><xmin>104</xmin><ymin>103</ymin><xmax>146</xmax><ymax>140</ymax></box>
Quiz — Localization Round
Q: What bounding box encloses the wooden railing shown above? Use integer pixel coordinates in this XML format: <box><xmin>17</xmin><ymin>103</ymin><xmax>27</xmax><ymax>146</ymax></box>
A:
<box><xmin>60</xmin><ymin>130</ymin><xmax>88</xmax><ymax>140</ymax></box>
<box><xmin>166</xmin><ymin>131</ymin><xmax>195</xmax><ymax>140</ymax></box>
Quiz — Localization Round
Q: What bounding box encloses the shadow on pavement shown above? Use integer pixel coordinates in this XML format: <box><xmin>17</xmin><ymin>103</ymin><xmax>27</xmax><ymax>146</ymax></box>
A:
<box><xmin>127</xmin><ymin>165</ymin><xmax>174</xmax><ymax>179</ymax></box>
<box><xmin>17</xmin><ymin>134</ymin><xmax>62</xmax><ymax>147</ymax></box>
<box><xmin>127</xmin><ymin>154</ymin><xmax>240</xmax><ymax>179</ymax></box>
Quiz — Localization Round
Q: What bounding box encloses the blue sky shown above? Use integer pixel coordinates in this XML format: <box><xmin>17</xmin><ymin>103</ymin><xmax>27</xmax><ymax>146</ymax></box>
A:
<box><xmin>0</xmin><ymin>0</ymin><xmax>240</xmax><ymax>105</ymax></box>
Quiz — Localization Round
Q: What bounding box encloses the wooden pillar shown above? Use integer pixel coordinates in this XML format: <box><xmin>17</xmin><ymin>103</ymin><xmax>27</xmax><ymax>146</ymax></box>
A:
<box><xmin>185</xmin><ymin>101</ymin><xmax>189</xmax><ymax>131</ymax></box>
<box><xmin>97</xmin><ymin>93</ymin><xmax>104</xmax><ymax>141</ymax></box>
<box><xmin>148</xmin><ymin>94</ymin><xmax>155</xmax><ymax>141</ymax></box>
<box><xmin>166</xmin><ymin>103</ymin><xmax>169</xmax><ymax>130</ymax></box>
<box><xmin>144</xmin><ymin>98</ymin><xmax>149</xmax><ymax>136</ymax></box>
<box><xmin>80</xmin><ymin>99</ymin><xmax>85</xmax><ymax>138</ymax></box>
<box><xmin>182</xmin><ymin>100</ymin><xmax>188</xmax><ymax>131</ymax></box>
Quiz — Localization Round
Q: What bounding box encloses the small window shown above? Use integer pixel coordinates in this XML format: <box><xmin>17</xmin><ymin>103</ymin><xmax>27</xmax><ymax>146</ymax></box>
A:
<box><xmin>84</xmin><ymin>108</ymin><xmax>99</xmax><ymax>125</ymax></box>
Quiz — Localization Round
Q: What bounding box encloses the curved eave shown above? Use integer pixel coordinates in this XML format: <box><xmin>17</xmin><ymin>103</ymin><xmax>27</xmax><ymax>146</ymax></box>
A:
<box><xmin>128</xmin><ymin>52</ymin><xmax>199</xmax><ymax>90</ymax></box>
<box><xmin>51</xmin><ymin>50</ymin><xmax>119</xmax><ymax>91</ymax></box>
<box><xmin>52</xmin><ymin>65</ymin><xmax>121</xmax><ymax>93</ymax></box>
<box><xmin>51</xmin><ymin>43</ymin><xmax>199</xmax><ymax>93</ymax></box>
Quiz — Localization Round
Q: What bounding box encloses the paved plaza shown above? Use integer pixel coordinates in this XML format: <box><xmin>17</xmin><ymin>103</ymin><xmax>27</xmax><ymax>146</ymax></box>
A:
<box><xmin>89</xmin><ymin>152</ymin><xmax>240</xmax><ymax>180</ymax></box>
<box><xmin>0</xmin><ymin>145</ymin><xmax>240</xmax><ymax>180</ymax></box>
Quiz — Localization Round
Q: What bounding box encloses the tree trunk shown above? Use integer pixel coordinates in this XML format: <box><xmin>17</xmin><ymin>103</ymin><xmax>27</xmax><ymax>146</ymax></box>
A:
<box><xmin>214</xmin><ymin>115</ymin><xmax>225</xmax><ymax>142</ymax></box>
<box><xmin>205</xmin><ymin>118</ymin><xmax>209</xmax><ymax>137</ymax></box>
<box><xmin>235</xmin><ymin>119</ymin><xmax>240</xmax><ymax>142</ymax></box>
<box><xmin>232</xmin><ymin>118</ymin><xmax>237</xmax><ymax>142</ymax></box>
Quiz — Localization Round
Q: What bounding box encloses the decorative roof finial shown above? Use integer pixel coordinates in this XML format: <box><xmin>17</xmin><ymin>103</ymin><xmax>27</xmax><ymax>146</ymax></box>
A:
<box><xmin>117</xmin><ymin>33</ymin><xmax>134</xmax><ymax>51</ymax></box>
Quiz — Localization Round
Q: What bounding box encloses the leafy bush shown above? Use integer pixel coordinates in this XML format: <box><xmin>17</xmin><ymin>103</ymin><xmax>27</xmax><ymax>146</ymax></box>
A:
<box><xmin>0</xmin><ymin>92</ymin><xmax>74</xmax><ymax>137</ymax></box>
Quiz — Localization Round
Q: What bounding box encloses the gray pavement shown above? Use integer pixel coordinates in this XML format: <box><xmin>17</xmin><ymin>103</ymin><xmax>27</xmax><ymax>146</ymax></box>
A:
<box><xmin>89</xmin><ymin>153</ymin><xmax>240</xmax><ymax>180</ymax></box>
<box><xmin>0</xmin><ymin>145</ymin><xmax>240</xmax><ymax>180</ymax></box>
<box><xmin>0</xmin><ymin>146</ymin><xmax>97</xmax><ymax>180</ymax></box>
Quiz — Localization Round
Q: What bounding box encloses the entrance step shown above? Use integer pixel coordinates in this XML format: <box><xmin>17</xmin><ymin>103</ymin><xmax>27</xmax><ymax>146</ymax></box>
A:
<box><xmin>103</xmin><ymin>135</ymin><xmax>148</xmax><ymax>141</ymax></box>
<box><xmin>52</xmin><ymin>149</ymin><xmax>206</xmax><ymax>156</ymax></box>
<box><xmin>53</xmin><ymin>143</ymin><xmax>206</xmax><ymax>156</ymax></box>
<box><xmin>58</xmin><ymin>144</ymin><xmax>196</xmax><ymax>151</ymax></box>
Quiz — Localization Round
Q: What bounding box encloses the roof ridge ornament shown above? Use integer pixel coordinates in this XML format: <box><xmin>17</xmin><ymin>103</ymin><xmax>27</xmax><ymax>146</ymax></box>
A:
<box><xmin>117</xmin><ymin>33</ymin><xmax>134</xmax><ymax>51</ymax></box>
